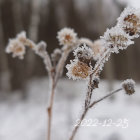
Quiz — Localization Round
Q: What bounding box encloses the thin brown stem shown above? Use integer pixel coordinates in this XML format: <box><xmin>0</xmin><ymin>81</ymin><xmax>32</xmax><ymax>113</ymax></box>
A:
<box><xmin>89</xmin><ymin>88</ymin><xmax>122</xmax><ymax>108</ymax></box>
<box><xmin>69</xmin><ymin>108</ymin><xmax>88</xmax><ymax>140</ymax></box>
<box><xmin>47</xmin><ymin>76</ymin><xmax>55</xmax><ymax>140</ymax></box>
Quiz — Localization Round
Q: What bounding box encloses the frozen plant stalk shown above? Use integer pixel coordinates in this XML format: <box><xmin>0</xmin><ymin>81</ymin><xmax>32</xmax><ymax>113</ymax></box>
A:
<box><xmin>67</xmin><ymin>7</ymin><xmax>139</xmax><ymax>140</ymax></box>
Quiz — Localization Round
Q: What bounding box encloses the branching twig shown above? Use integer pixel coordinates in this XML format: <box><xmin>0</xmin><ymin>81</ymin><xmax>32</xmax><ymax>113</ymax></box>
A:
<box><xmin>69</xmin><ymin>87</ymin><xmax>123</xmax><ymax>140</ymax></box>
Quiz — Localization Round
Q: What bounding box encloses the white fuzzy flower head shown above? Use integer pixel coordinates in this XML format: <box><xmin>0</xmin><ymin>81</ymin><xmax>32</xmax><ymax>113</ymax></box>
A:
<box><xmin>66</xmin><ymin>59</ymin><xmax>92</xmax><ymax>80</ymax></box>
<box><xmin>91</xmin><ymin>39</ymin><xmax>105</xmax><ymax>60</ymax></box>
<box><xmin>17</xmin><ymin>31</ymin><xmax>27</xmax><ymax>41</ymax></box>
<box><xmin>57</xmin><ymin>27</ymin><xmax>77</xmax><ymax>47</ymax></box>
<box><xmin>117</xmin><ymin>7</ymin><xmax>140</xmax><ymax>38</ymax></box>
<box><xmin>73</xmin><ymin>43</ymin><xmax>93</xmax><ymax>64</ymax></box>
<box><xmin>122</xmin><ymin>79</ymin><xmax>135</xmax><ymax>95</ymax></box>
<box><xmin>6</xmin><ymin>39</ymin><xmax>26</xmax><ymax>59</ymax></box>
<box><xmin>101</xmin><ymin>26</ymin><xmax>134</xmax><ymax>53</ymax></box>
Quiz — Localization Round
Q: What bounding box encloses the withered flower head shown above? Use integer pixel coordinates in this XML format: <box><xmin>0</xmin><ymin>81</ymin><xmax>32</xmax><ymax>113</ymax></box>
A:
<box><xmin>6</xmin><ymin>39</ymin><xmax>26</xmax><ymax>59</ymax></box>
<box><xmin>122</xmin><ymin>79</ymin><xmax>135</xmax><ymax>95</ymax></box>
<box><xmin>73</xmin><ymin>44</ymin><xmax>93</xmax><ymax>65</ymax></box>
<box><xmin>66</xmin><ymin>59</ymin><xmax>92</xmax><ymax>80</ymax></box>
<box><xmin>57</xmin><ymin>28</ymin><xmax>77</xmax><ymax>47</ymax></box>
<box><xmin>101</xmin><ymin>26</ymin><xmax>134</xmax><ymax>53</ymax></box>
<box><xmin>117</xmin><ymin>7</ymin><xmax>140</xmax><ymax>38</ymax></box>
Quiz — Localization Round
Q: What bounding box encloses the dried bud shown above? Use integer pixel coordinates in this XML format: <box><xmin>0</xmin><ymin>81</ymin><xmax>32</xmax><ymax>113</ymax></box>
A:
<box><xmin>117</xmin><ymin>7</ymin><xmax>140</xmax><ymax>38</ymax></box>
<box><xmin>57</xmin><ymin>28</ymin><xmax>77</xmax><ymax>47</ymax></box>
<box><xmin>51</xmin><ymin>48</ymin><xmax>62</xmax><ymax>65</ymax></box>
<box><xmin>73</xmin><ymin>44</ymin><xmax>93</xmax><ymax>65</ymax></box>
<box><xmin>66</xmin><ymin>59</ymin><xmax>92</xmax><ymax>80</ymax></box>
<box><xmin>35</xmin><ymin>41</ymin><xmax>47</xmax><ymax>57</ymax></box>
<box><xmin>101</xmin><ymin>26</ymin><xmax>134</xmax><ymax>53</ymax></box>
<box><xmin>122</xmin><ymin>79</ymin><xmax>135</xmax><ymax>95</ymax></box>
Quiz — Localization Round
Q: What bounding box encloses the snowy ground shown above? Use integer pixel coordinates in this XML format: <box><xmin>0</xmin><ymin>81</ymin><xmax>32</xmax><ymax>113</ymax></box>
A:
<box><xmin>0</xmin><ymin>78</ymin><xmax>140</xmax><ymax>140</ymax></box>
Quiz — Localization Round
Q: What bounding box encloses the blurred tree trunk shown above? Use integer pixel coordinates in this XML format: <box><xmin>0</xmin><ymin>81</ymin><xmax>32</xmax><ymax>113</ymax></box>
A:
<box><xmin>0</xmin><ymin>1</ymin><xmax>11</xmax><ymax>92</ymax></box>
<box><xmin>25</xmin><ymin>0</ymin><xmax>41</xmax><ymax>79</ymax></box>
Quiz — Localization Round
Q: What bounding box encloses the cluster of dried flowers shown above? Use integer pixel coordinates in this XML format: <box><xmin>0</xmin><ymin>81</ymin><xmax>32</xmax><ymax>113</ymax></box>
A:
<box><xmin>5</xmin><ymin>6</ymin><xmax>138</xmax><ymax>140</ymax></box>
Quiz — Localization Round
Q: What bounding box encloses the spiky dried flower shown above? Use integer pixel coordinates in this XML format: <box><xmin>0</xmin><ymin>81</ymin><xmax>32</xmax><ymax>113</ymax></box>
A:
<box><xmin>73</xmin><ymin>44</ymin><xmax>93</xmax><ymax>65</ymax></box>
<box><xmin>5</xmin><ymin>39</ymin><xmax>26</xmax><ymax>59</ymax></box>
<box><xmin>66</xmin><ymin>59</ymin><xmax>92</xmax><ymax>80</ymax></box>
<box><xmin>57</xmin><ymin>28</ymin><xmax>77</xmax><ymax>47</ymax></box>
<box><xmin>117</xmin><ymin>7</ymin><xmax>140</xmax><ymax>38</ymax></box>
<box><xmin>101</xmin><ymin>26</ymin><xmax>134</xmax><ymax>53</ymax></box>
<box><xmin>122</xmin><ymin>79</ymin><xmax>135</xmax><ymax>95</ymax></box>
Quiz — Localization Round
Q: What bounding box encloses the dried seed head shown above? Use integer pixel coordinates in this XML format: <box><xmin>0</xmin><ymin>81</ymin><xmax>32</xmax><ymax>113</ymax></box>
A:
<box><xmin>117</xmin><ymin>7</ymin><xmax>140</xmax><ymax>38</ymax></box>
<box><xmin>73</xmin><ymin>44</ymin><xmax>93</xmax><ymax>65</ymax></box>
<box><xmin>57</xmin><ymin>28</ymin><xmax>77</xmax><ymax>47</ymax></box>
<box><xmin>91</xmin><ymin>39</ymin><xmax>105</xmax><ymax>60</ymax></box>
<box><xmin>101</xmin><ymin>26</ymin><xmax>134</xmax><ymax>53</ymax></box>
<box><xmin>6</xmin><ymin>39</ymin><xmax>26</xmax><ymax>59</ymax></box>
<box><xmin>122</xmin><ymin>79</ymin><xmax>135</xmax><ymax>95</ymax></box>
<box><xmin>66</xmin><ymin>59</ymin><xmax>92</xmax><ymax>80</ymax></box>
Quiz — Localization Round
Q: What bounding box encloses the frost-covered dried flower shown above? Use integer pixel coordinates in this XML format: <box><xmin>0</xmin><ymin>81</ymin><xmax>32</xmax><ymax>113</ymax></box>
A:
<box><xmin>79</xmin><ymin>38</ymin><xmax>93</xmax><ymax>48</ymax></box>
<box><xmin>57</xmin><ymin>28</ymin><xmax>77</xmax><ymax>47</ymax></box>
<box><xmin>66</xmin><ymin>59</ymin><xmax>92</xmax><ymax>80</ymax></box>
<box><xmin>117</xmin><ymin>7</ymin><xmax>140</xmax><ymax>38</ymax></box>
<box><xmin>101</xmin><ymin>26</ymin><xmax>134</xmax><ymax>53</ymax></box>
<box><xmin>6</xmin><ymin>39</ymin><xmax>26</xmax><ymax>59</ymax></box>
<box><xmin>91</xmin><ymin>39</ymin><xmax>105</xmax><ymax>60</ymax></box>
<box><xmin>73</xmin><ymin>44</ymin><xmax>93</xmax><ymax>65</ymax></box>
<box><xmin>122</xmin><ymin>79</ymin><xmax>135</xmax><ymax>95</ymax></box>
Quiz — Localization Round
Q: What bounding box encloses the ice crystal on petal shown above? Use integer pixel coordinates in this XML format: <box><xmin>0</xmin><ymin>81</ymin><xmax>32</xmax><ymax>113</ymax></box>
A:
<box><xmin>57</xmin><ymin>27</ymin><xmax>77</xmax><ymax>47</ymax></box>
<box><xmin>117</xmin><ymin>7</ymin><xmax>140</xmax><ymax>38</ymax></box>
<box><xmin>122</xmin><ymin>79</ymin><xmax>135</xmax><ymax>95</ymax></box>
<box><xmin>101</xmin><ymin>26</ymin><xmax>134</xmax><ymax>53</ymax></box>
<box><xmin>66</xmin><ymin>59</ymin><xmax>92</xmax><ymax>80</ymax></box>
<box><xmin>6</xmin><ymin>39</ymin><xmax>26</xmax><ymax>59</ymax></box>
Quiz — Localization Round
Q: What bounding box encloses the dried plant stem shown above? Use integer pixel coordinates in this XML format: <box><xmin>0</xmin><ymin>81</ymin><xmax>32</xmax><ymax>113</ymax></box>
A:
<box><xmin>89</xmin><ymin>88</ymin><xmax>122</xmax><ymax>108</ymax></box>
<box><xmin>47</xmin><ymin>47</ymin><xmax>72</xmax><ymax>140</ymax></box>
<box><xmin>69</xmin><ymin>87</ymin><xmax>122</xmax><ymax>140</ymax></box>
<box><xmin>47</xmin><ymin>76</ymin><xmax>55</xmax><ymax>140</ymax></box>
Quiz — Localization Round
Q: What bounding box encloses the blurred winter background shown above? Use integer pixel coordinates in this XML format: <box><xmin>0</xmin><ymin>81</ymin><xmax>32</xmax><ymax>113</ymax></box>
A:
<box><xmin>0</xmin><ymin>0</ymin><xmax>140</xmax><ymax>140</ymax></box>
